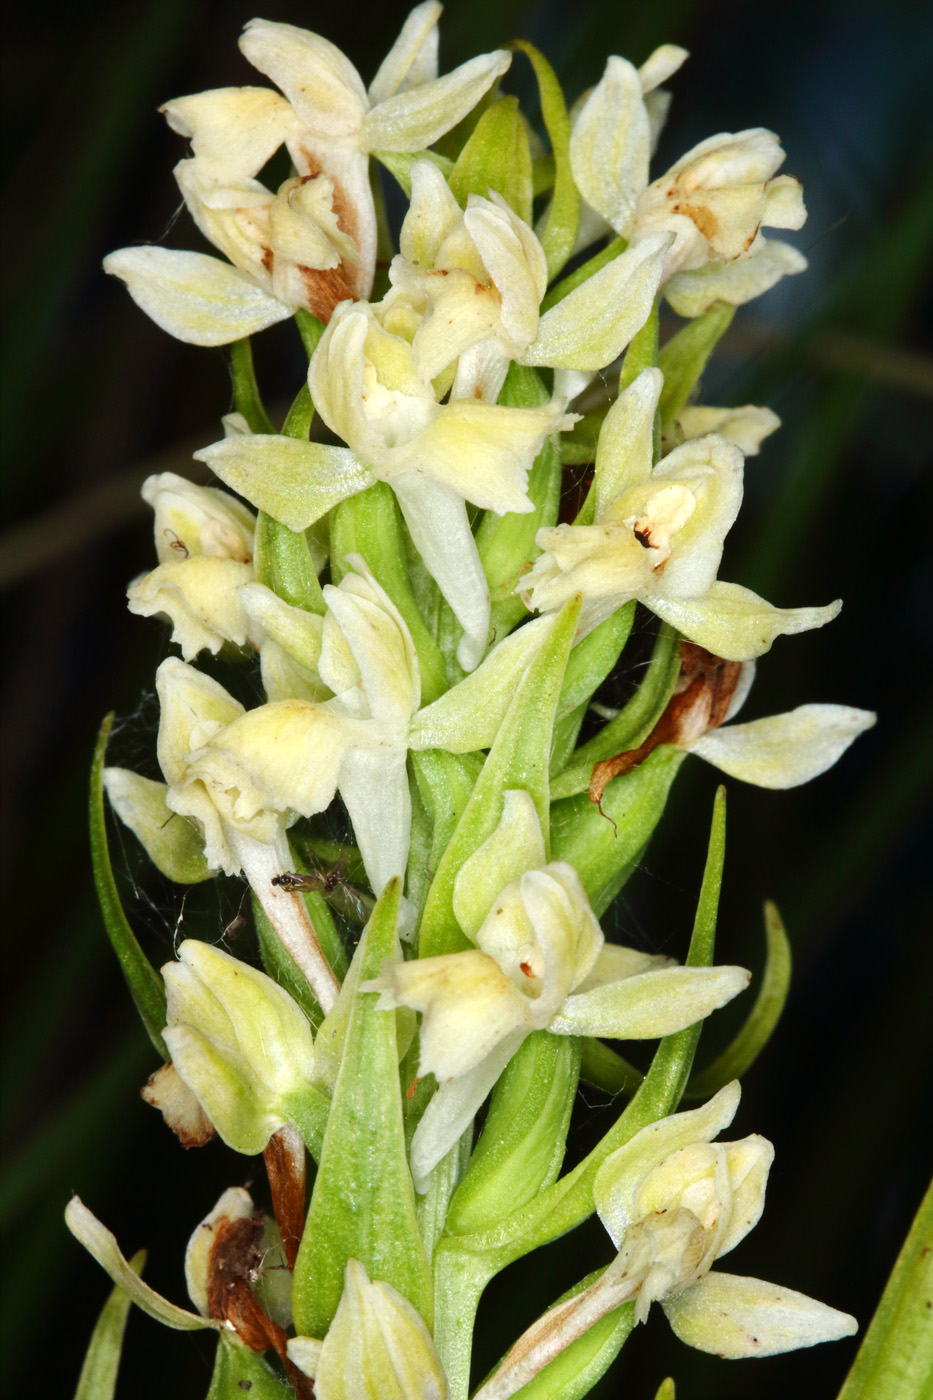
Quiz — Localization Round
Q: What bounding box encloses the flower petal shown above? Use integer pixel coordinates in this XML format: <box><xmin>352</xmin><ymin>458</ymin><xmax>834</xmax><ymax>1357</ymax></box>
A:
<box><xmin>648</xmin><ymin>580</ymin><xmax>842</xmax><ymax>661</ymax></box>
<box><xmin>239</xmin><ymin>19</ymin><xmax>368</xmax><ymax>135</ymax></box>
<box><xmin>570</xmin><ymin>55</ymin><xmax>650</xmax><ymax>233</ymax></box>
<box><xmin>524</xmin><ymin>234</ymin><xmax>669</xmax><ymax>371</ymax></box>
<box><xmin>194</xmin><ymin>435</ymin><xmax>374</xmax><ymax>531</ymax></box>
<box><xmin>661</xmin><ymin>1271</ymin><xmax>857</xmax><ymax>1358</ymax></box>
<box><xmin>689</xmin><ymin>704</ymin><xmax>875</xmax><ymax>787</ymax></box>
<box><xmin>409</xmin><ymin>1030</ymin><xmax>527</xmax><ymax>1191</ymax></box>
<box><xmin>664</xmin><ymin>238</ymin><xmax>807</xmax><ymax>317</ymax></box>
<box><xmin>368</xmin><ymin>1</ymin><xmax>441</xmax><ymax>105</ymax></box>
<box><xmin>103</xmin><ymin>247</ymin><xmax>292</xmax><ymax>345</ymax></box>
<box><xmin>362</xmin><ymin>50</ymin><xmax>511</xmax><ymax>153</ymax></box>
<box><xmin>593</xmin><ymin>367</ymin><xmax>663</xmax><ymax>515</ymax></box>
<box><xmin>162</xmin><ymin>87</ymin><xmax>299</xmax><ymax>181</ymax></box>
<box><xmin>65</xmin><ymin>1198</ymin><xmax>215</xmax><ymax>1331</ymax></box>
<box><xmin>551</xmin><ymin>964</ymin><xmax>749</xmax><ymax>1040</ymax></box>
<box><xmin>127</xmin><ymin>557</ymin><xmax>255</xmax><ymax>659</ymax></box>
<box><xmin>676</xmin><ymin>404</ymin><xmax>780</xmax><ymax>456</ymax></box>
<box><xmin>593</xmin><ymin>1083</ymin><xmax>741</xmax><ymax>1246</ymax></box>
<box><xmin>338</xmin><ymin>744</ymin><xmax>412</xmax><ymax>898</ymax></box>
<box><xmin>392</xmin><ymin>475</ymin><xmax>491</xmax><ymax>672</ymax></box>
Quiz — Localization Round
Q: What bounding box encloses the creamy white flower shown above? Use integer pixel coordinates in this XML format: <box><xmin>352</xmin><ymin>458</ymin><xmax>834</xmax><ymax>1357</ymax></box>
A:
<box><xmin>570</xmin><ymin>50</ymin><xmax>807</xmax><ymax>305</ymax></box>
<box><xmin>523</xmin><ymin>369</ymin><xmax>841</xmax><ymax>660</ymax></box>
<box><xmin>126</xmin><ymin>473</ymin><xmax>258</xmax><ymax>659</ymax></box>
<box><xmin>387</xmin><ymin>159</ymin><xmax>669</xmax><ymax>403</ymax></box>
<box><xmin>367</xmin><ymin>792</ymin><xmax>748</xmax><ymax>1188</ymax></box>
<box><xmin>104</xmin><ymin>6</ymin><xmax>510</xmax><ymax>343</ymax></box>
<box><xmin>163</xmin><ymin>940</ymin><xmax>316</xmax><ymax>1154</ymax></box>
<box><xmin>199</xmin><ymin>302</ymin><xmax>575</xmax><ymax>670</ymax></box>
<box><xmin>180</xmin><ymin>560</ymin><xmax>563</xmax><ymax>900</ymax></box>
<box><xmin>474</xmin><ymin>1086</ymin><xmax>856</xmax><ymax>1398</ymax></box>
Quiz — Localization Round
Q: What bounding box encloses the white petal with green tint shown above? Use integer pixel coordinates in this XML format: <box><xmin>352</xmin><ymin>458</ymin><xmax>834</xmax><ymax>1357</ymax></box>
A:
<box><xmin>155</xmin><ymin>658</ymin><xmax>244</xmax><ymax>788</ymax></box>
<box><xmin>362</xmin><ymin>50</ymin><xmax>511</xmax><ymax>153</ymax></box>
<box><xmin>690</xmin><ymin>704</ymin><xmax>876</xmax><ymax>787</ymax></box>
<box><xmin>665</xmin><ymin>238</ymin><xmax>807</xmax><ymax>317</ymax></box>
<box><xmin>392</xmin><ymin>475</ymin><xmax>491</xmax><ymax>672</ymax></box>
<box><xmin>368</xmin><ymin>2</ymin><xmax>441</xmax><ymax>104</ymax></box>
<box><xmin>239</xmin><ymin>20</ymin><xmax>369</xmax><ymax>135</ymax></box>
<box><xmin>161</xmin><ymin>87</ymin><xmax>299</xmax><ymax>181</ymax></box>
<box><xmin>524</xmin><ymin>235</ymin><xmax>669</xmax><ymax>370</ymax></box>
<box><xmin>452</xmin><ymin>790</ymin><xmax>547</xmax><ymax>939</ymax></box>
<box><xmin>677</xmin><ymin>404</ymin><xmax>780</xmax><ymax>456</ymax></box>
<box><xmin>103</xmin><ymin>768</ymin><xmax>210</xmax><ymax>884</ymax></box>
<box><xmin>410</xmin><ymin>1031</ymin><xmax>527</xmax><ymax>1192</ymax></box>
<box><xmin>127</xmin><ymin>556</ymin><xmax>255</xmax><ymax>659</ymax></box>
<box><xmin>65</xmin><ymin>1199</ymin><xmax>216</xmax><ymax>1332</ymax></box>
<box><xmin>594</xmin><ymin>1083</ymin><xmax>741</xmax><ymax>1246</ymax></box>
<box><xmin>195</xmin><ymin>436</ymin><xmax>374</xmax><ymax>531</ymax></box>
<box><xmin>570</xmin><ymin>55</ymin><xmax>650</xmax><ymax>232</ymax></box>
<box><xmin>103</xmin><ymin>247</ymin><xmax>293</xmax><ymax>345</ymax></box>
<box><xmin>649</xmin><ymin>580</ymin><xmax>842</xmax><ymax>660</ymax></box>
<box><xmin>593</xmin><ymin>368</ymin><xmax>663</xmax><ymax>515</ymax></box>
<box><xmin>550</xmin><ymin>964</ymin><xmax>749</xmax><ymax>1039</ymax></box>
<box><xmin>661</xmin><ymin>1271</ymin><xmax>857</xmax><ymax>1358</ymax></box>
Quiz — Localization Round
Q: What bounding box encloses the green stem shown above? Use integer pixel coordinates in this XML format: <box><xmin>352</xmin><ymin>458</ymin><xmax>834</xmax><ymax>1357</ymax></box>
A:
<box><xmin>229</xmin><ymin>338</ymin><xmax>274</xmax><ymax>434</ymax></box>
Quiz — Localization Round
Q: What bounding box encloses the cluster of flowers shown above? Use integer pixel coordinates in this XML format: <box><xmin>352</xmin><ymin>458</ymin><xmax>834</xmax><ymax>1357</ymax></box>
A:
<box><xmin>70</xmin><ymin>7</ymin><xmax>871</xmax><ymax>1397</ymax></box>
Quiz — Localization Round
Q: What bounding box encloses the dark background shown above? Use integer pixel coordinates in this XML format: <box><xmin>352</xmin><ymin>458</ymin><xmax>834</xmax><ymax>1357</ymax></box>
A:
<box><xmin>2</xmin><ymin>1</ymin><xmax>931</xmax><ymax>1396</ymax></box>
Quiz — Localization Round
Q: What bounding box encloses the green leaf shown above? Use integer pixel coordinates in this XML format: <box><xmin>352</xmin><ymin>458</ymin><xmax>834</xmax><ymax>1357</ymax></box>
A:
<box><xmin>89</xmin><ymin>715</ymin><xmax>167</xmax><ymax>1058</ymax></box>
<box><xmin>445</xmin><ymin>1033</ymin><xmax>580</xmax><ymax>1236</ymax></box>
<box><xmin>511</xmin><ymin>41</ymin><xmax>579</xmax><ymax>279</ymax></box>
<box><xmin>557</xmin><ymin>604</ymin><xmax>635</xmax><ymax>717</ymax></box>
<box><xmin>292</xmin><ymin>879</ymin><xmax>432</xmax><ymax>1337</ymax></box>
<box><xmin>418</xmin><ymin>598</ymin><xmax>580</xmax><ymax>959</ymax></box>
<box><xmin>331</xmin><ymin>482</ymin><xmax>447</xmax><ymax>704</ymax></box>
<box><xmin>475</xmin><ymin>364</ymin><xmax>562</xmax><ymax>638</ymax></box>
<box><xmin>657</xmin><ymin>301</ymin><xmax>734</xmax><ymax>429</ymax></box>
<box><xmin>836</xmin><ymin>1176</ymin><xmax>933</xmax><ymax>1400</ymax></box>
<box><xmin>230</xmin><ymin>338</ymin><xmax>273</xmax><ymax>434</ymax></box>
<box><xmin>448</xmin><ymin>97</ymin><xmax>533</xmax><ymax>224</ymax></box>
<box><xmin>550</xmin><ymin>623</ymin><xmax>681</xmax><ymax>800</ymax></box>
<box><xmin>687</xmin><ymin>899</ymin><xmax>791</xmax><ymax>1098</ymax></box>
<box><xmin>654</xmin><ymin>1381</ymin><xmax>676</xmax><ymax>1400</ymax></box>
<box><xmin>540</xmin><ymin>237</ymin><xmax>627</xmax><ymax>314</ymax></box>
<box><xmin>73</xmin><ymin>1249</ymin><xmax>144</xmax><ymax>1400</ymax></box>
<box><xmin>551</xmin><ymin>748</ymin><xmax>685</xmax><ymax>917</ymax></box>
<box><xmin>205</xmin><ymin>1334</ymin><xmax>294</xmax><ymax>1400</ymax></box>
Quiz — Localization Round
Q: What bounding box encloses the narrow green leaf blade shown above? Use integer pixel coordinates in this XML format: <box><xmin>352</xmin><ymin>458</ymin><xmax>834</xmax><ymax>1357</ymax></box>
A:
<box><xmin>687</xmin><ymin>898</ymin><xmax>791</xmax><ymax>1098</ymax></box>
<box><xmin>512</xmin><ymin>41</ymin><xmax>579</xmax><ymax>279</ymax></box>
<box><xmin>836</xmin><ymin>1177</ymin><xmax>933</xmax><ymax>1400</ymax></box>
<box><xmin>73</xmin><ymin>1249</ymin><xmax>145</xmax><ymax>1400</ymax></box>
<box><xmin>89</xmin><ymin>715</ymin><xmax>167</xmax><ymax>1058</ymax></box>
<box><xmin>292</xmin><ymin>879</ymin><xmax>432</xmax><ymax>1337</ymax></box>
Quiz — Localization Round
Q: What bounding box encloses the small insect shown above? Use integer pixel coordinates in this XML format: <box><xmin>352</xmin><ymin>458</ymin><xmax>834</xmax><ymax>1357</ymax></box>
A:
<box><xmin>272</xmin><ymin>863</ymin><xmax>373</xmax><ymax>926</ymax></box>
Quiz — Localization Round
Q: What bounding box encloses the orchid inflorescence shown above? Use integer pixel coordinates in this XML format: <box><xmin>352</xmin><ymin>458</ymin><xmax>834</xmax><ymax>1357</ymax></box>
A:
<box><xmin>71</xmin><ymin>7</ymin><xmax>873</xmax><ymax>1397</ymax></box>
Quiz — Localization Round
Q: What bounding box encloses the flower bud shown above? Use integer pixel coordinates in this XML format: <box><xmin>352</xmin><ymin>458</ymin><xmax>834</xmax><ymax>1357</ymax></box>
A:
<box><xmin>302</xmin><ymin>1259</ymin><xmax>447</xmax><ymax>1399</ymax></box>
<box><xmin>162</xmin><ymin>939</ymin><xmax>316</xmax><ymax>1154</ymax></box>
